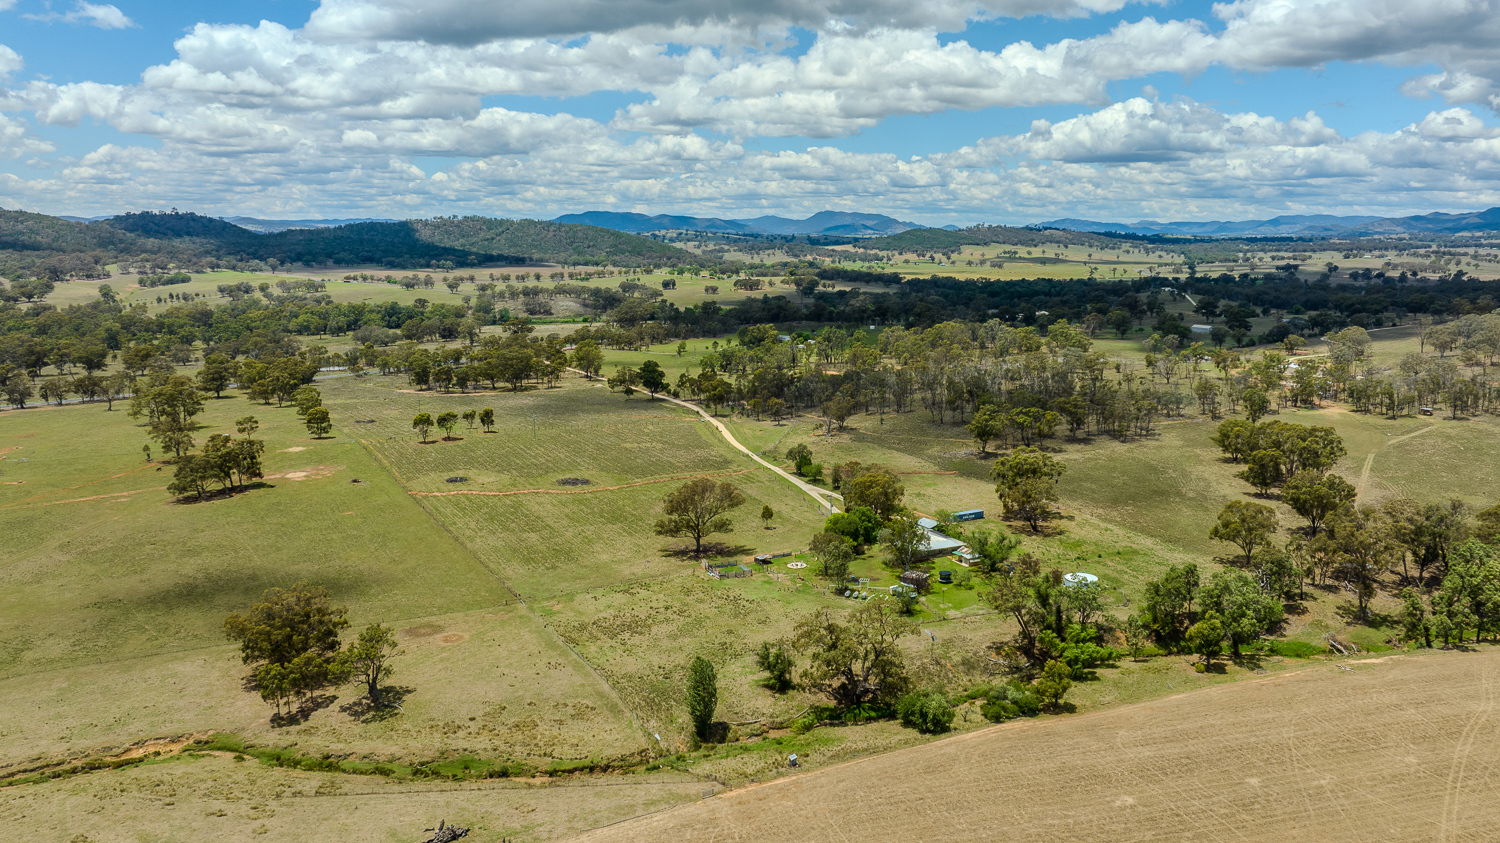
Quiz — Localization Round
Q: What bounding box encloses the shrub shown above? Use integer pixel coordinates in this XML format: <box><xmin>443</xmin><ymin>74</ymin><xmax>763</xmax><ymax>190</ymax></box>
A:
<box><xmin>980</xmin><ymin>682</ymin><xmax>1043</xmax><ymax>721</ymax></box>
<box><xmin>756</xmin><ymin>640</ymin><xmax>796</xmax><ymax>692</ymax></box>
<box><xmin>896</xmin><ymin>689</ymin><xmax>954</xmax><ymax>734</ymax></box>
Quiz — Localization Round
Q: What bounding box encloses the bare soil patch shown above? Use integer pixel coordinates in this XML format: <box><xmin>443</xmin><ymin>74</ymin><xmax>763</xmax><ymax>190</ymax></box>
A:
<box><xmin>44</xmin><ymin>489</ymin><xmax>150</xmax><ymax>506</ymax></box>
<box><xmin>264</xmin><ymin>465</ymin><xmax>341</xmax><ymax>481</ymax></box>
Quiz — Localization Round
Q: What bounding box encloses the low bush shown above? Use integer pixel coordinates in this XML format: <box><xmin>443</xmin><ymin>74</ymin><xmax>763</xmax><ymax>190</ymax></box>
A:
<box><xmin>896</xmin><ymin>689</ymin><xmax>955</xmax><ymax>734</ymax></box>
<box><xmin>979</xmin><ymin>682</ymin><xmax>1043</xmax><ymax>722</ymax></box>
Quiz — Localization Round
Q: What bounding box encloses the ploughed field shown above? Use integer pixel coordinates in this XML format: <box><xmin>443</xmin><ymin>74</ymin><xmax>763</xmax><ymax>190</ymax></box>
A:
<box><xmin>578</xmin><ymin>648</ymin><xmax>1500</xmax><ymax>843</ymax></box>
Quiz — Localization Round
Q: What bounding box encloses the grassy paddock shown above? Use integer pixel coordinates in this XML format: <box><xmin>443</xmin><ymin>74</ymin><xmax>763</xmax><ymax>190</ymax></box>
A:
<box><xmin>0</xmin><ymin>391</ymin><xmax>505</xmax><ymax>677</ymax></box>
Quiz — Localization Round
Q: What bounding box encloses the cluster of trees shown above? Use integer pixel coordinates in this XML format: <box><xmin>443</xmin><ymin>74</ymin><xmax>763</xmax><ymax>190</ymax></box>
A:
<box><xmin>1128</xmin><ymin>563</ymin><xmax>1284</xmax><ymax>666</ymax></box>
<box><xmin>167</xmin><ymin>417</ymin><xmax>267</xmax><ymax>500</ymax></box>
<box><xmin>1401</xmin><ymin>539</ymin><xmax>1500</xmax><ymax>647</ymax></box>
<box><xmin>395</xmin><ymin>328</ymin><xmax>570</xmax><ymax>393</ymax></box>
<box><xmin>985</xmin><ymin>554</ymin><xmax>1118</xmax><ymax>679</ymax></box>
<box><xmin>739</xmin><ymin>570</ymin><xmax>1078</xmax><ymax>737</ymax></box>
<box><xmin>698</xmin><ymin>599</ymin><xmax>968</xmax><ymax>739</ymax></box>
<box><xmin>0</xmin><ymin>277</ymin><xmax>59</xmax><ymax>302</ymax></box>
<box><xmin>292</xmin><ymin>386</ymin><xmax>334</xmax><ymax>438</ymax></box>
<box><xmin>129</xmin><ymin>370</ymin><xmax>208</xmax><ymax>457</ymax></box>
<box><xmin>1213</xmin><ymin>418</ymin><xmax>1349</xmax><ymax>497</ymax></box>
<box><xmin>598</xmin><ymin>320</ymin><xmax>1217</xmax><ymax>451</ymax></box>
<box><xmin>603</xmin><ymin>359</ymin><xmax>670</xmax><ymax>399</ymax></box>
<box><xmin>137</xmin><ymin>272</ymin><xmax>192</xmax><ymax>288</ymax></box>
<box><xmin>119</xmin><ymin>348</ymin><xmax>329</xmax><ymax>497</ymax></box>
<box><xmin>224</xmin><ymin>584</ymin><xmax>402</xmax><ymax>715</ymax></box>
<box><xmin>412</xmin><ymin>407</ymin><xmax>495</xmax><ymax>442</ymax></box>
<box><xmin>1208</xmin><ymin>489</ymin><xmax>1500</xmax><ymax>628</ymax></box>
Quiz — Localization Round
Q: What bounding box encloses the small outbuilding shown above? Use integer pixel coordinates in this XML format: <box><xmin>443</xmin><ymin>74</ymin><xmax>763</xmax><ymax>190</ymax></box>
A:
<box><xmin>900</xmin><ymin>570</ymin><xmax>931</xmax><ymax>592</ymax></box>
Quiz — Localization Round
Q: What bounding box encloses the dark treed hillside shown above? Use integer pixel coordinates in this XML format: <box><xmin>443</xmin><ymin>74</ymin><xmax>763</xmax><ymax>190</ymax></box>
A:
<box><xmin>102</xmin><ymin>211</ymin><xmax>262</xmax><ymax>247</ymax></box>
<box><xmin>1</xmin><ymin>209</ymin><xmax>150</xmax><ymax>254</ymax></box>
<box><xmin>9</xmin><ymin>211</ymin><xmax>700</xmax><ymax>269</ymax></box>
<box><xmin>410</xmin><ymin>217</ymin><xmax>695</xmax><ymax>266</ymax></box>
<box><xmin>256</xmin><ymin>220</ymin><xmax>514</xmax><ymax>267</ymax></box>
<box><xmin>101</xmin><ymin>212</ymin><xmax>500</xmax><ymax>266</ymax></box>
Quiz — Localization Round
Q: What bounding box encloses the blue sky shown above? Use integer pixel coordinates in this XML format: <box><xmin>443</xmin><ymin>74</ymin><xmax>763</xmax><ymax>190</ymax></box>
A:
<box><xmin>2</xmin><ymin>0</ymin><xmax>1499</xmax><ymax>223</ymax></box>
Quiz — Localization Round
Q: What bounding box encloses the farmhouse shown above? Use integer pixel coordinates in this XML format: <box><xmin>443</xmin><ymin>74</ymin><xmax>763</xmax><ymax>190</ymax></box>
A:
<box><xmin>916</xmin><ymin>517</ymin><xmax>967</xmax><ymax>559</ymax></box>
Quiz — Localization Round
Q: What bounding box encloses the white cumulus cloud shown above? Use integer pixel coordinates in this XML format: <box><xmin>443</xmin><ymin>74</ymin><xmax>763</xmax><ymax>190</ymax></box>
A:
<box><xmin>0</xmin><ymin>45</ymin><xmax>22</xmax><ymax>78</ymax></box>
<box><xmin>304</xmin><ymin>0</ymin><xmax>1151</xmax><ymax>45</ymax></box>
<box><xmin>25</xmin><ymin>2</ymin><xmax>136</xmax><ymax>29</ymax></box>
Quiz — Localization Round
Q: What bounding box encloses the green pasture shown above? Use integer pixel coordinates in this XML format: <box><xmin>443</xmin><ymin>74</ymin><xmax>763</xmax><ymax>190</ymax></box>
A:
<box><xmin>331</xmin><ymin>374</ymin><xmax>831</xmax><ymax>599</ymax></box>
<box><xmin>0</xmin><ymin>391</ymin><xmax>506</xmax><ymax>678</ymax></box>
<box><xmin>0</xmin><ymin>384</ymin><xmax>645</xmax><ymax>768</ymax></box>
<box><xmin>42</xmin><ymin>271</ymin><xmax>479</xmax><ymax>315</ymax></box>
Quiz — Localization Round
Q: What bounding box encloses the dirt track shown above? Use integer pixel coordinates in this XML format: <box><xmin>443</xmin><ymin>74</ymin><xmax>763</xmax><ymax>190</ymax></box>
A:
<box><xmin>575</xmin><ymin>649</ymin><xmax>1500</xmax><ymax>843</ymax></box>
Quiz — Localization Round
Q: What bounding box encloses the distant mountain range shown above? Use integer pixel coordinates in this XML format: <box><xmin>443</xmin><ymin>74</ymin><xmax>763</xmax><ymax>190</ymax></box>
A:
<box><xmin>223</xmin><ymin>216</ymin><xmax>396</xmax><ymax>233</ymax></box>
<box><xmin>552</xmin><ymin>210</ymin><xmax>922</xmax><ymax>237</ymax></box>
<box><xmin>59</xmin><ymin>214</ymin><xmax>397</xmax><ymax>233</ymax></box>
<box><xmin>1034</xmin><ymin>207</ymin><xmax>1500</xmax><ymax>237</ymax></box>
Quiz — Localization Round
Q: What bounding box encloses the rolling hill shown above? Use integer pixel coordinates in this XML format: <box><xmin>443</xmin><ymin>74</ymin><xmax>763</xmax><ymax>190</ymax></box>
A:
<box><xmin>554</xmin><ymin>210</ymin><xmax>921</xmax><ymax>237</ymax></box>
<box><xmin>1035</xmin><ymin>207</ymin><xmax>1500</xmax><ymax>237</ymax></box>
<box><xmin>1</xmin><ymin>209</ymin><xmax>698</xmax><ymax>269</ymax></box>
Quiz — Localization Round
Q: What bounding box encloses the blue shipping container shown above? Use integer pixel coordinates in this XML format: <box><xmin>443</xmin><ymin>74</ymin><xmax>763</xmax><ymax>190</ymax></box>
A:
<box><xmin>954</xmin><ymin>509</ymin><xmax>984</xmax><ymax>521</ymax></box>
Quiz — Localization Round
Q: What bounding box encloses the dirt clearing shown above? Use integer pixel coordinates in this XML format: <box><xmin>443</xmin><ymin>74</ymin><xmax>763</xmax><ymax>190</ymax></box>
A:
<box><xmin>576</xmin><ymin>649</ymin><xmax>1500</xmax><ymax>843</ymax></box>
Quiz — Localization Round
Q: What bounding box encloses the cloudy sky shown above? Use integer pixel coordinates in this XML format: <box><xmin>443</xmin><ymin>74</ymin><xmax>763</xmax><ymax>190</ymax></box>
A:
<box><xmin>1</xmin><ymin>0</ymin><xmax>1499</xmax><ymax>224</ymax></box>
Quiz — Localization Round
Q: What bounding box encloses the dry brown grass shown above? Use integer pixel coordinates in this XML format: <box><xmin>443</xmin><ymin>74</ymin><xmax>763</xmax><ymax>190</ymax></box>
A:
<box><xmin>0</xmin><ymin>753</ymin><xmax>704</xmax><ymax>843</ymax></box>
<box><xmin>576</xmin><ymin>647</ymin><xmax>1500</xmax><ymax>843</ymax></box>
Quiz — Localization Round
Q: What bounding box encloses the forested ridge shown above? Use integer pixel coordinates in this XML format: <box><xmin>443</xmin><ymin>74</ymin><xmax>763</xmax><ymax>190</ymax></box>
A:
<box><xmin>0</xmin><ymin>210</ymin><xmax>698</xmax><ymax>276</ymax></box>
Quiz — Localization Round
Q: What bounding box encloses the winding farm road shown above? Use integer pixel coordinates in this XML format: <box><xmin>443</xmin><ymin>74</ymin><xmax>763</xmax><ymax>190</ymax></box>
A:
<box><xmin>569</xmin><ymin>369</ymin><xmax>842</xmax><ymax>513</ymax></box>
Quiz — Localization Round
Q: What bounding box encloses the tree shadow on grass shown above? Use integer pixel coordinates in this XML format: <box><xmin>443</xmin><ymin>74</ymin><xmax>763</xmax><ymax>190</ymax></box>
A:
<box><xmin>1334</xmin><ymin>602</ymin><xmax>1395</xmax><ymax>628</ymax></box>
<box><xmin>1229</xmin><ymin>651</ymin><xmax>1268</xmax><ymax>671</ymax></box>
<box><xmin>661</xmin><ymin>542</ymin><xmax>755</xmax><ymax>560</ymax></box>
<box><xmin>270</xmin><ymin>693</ymin><xmax>338</xmax><ymax>727</ymax></box>
<box><xmin>171</xmin><ymin>481</ymin><xmax>276</xmax><ymax>505</ymax></box>
<box><xmin>339</xmin><ymin>685</ymin><xmax>415</xmax><ymax>723</ymax></box>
